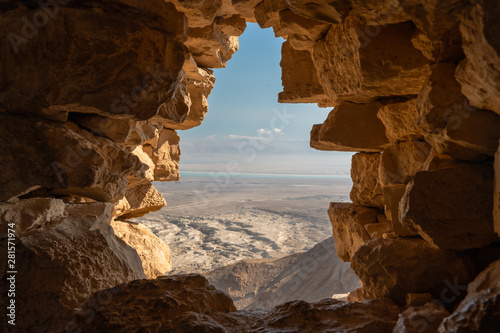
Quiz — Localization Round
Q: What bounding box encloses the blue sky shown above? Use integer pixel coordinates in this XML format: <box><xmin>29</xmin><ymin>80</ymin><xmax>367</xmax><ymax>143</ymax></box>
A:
<box><xmin>180</xmin><ymin>23</ymin><xmax>332</xmax><ymax>142</ymax></box>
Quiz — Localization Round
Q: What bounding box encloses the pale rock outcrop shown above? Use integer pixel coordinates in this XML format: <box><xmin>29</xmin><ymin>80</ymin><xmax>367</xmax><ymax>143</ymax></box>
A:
<box><xmin>0</xmin><ymin>114</ymin><xmax>143</xmax><ymax>202</ymax></box>
<box><xmin>401</xmin><ymin>162</ymin><xmax>499</xmax><ymax>250</ymax></box>
<box><xmin>111</xmin><ymin>220</ymin><xmax>172</xmax><ymax>279</ymax></box>
<box><xmin>328</xmin><ymin>202</ymin><xmax>379</xmax><ymax>262</ymax></box>
<box><xmin>455</xmin><ymin>0</ymin><xmax>500</xmax><ymax>116</ymax></box>
<box><xmin>393</xmin><ymin>302</ymin><xmax>450</xmax><ymax>333</ymax></box>
<box><xmin>438</xmin><ymin>258</ymin><xmax>500</xmax><ymax>333</ymax></box>
<box><xmin>144</xmin><ymin>129</ymin><xmax>181</xmax><ymax>182</ymax></box>
<box><xmin>275</xmin><ymin>9</ymin><xmax>330</xmax><ymax>41</ymax></box>
<box><xmin>231</xmin><ymin>0</ymin><xmax>263</xmax><ymax>22</ymax></box>
<box><xmin>114</xmin><ymin>182</ymin><xmax>167</xmax><ymax>220</ymax></box>
<box><xmin>312</xmin><ymin>21</ymin><xmax>430</xmax><ymax>104</ymax></box>
<box><xmin>378</xmin><ymin>141</ymin><xmax>432</xmax><ymax>186</ymax></box>
<box><xmin>279</xmin><ymin>41</ymin><xmax>332</xmax><ymax>106</ymax></box>
<box><xmin>311</xmin><ymin>102</ymin><xmax>389</xmax><ymax>152</ymax></box>
<box><xmin>417</xmin><ymin>63</ymin><xmax>500</xmax><ymax>161</ymax></box>
<box><xmin>351</xmin><ymin>238</ymin><xmax>475</xmax><ymax>305</ymax></box>
<box><xmin>74</xmin><ymin>274</ymin><xmax>236</xmax><ymax>332</ymax></box>
<box><xmin>377</xmin><ymin>98</ymin><xmax>423</xmax><ymax>143</ymax></box>
<box><xmin>0</xmin><ymin>199</ymin><xmax>145</xmax><ymax>333</ymax></box>
<box><xmin>350</xmin><ymin>153</ymin><xmax>384</xmax><ymax>208</ymax></box>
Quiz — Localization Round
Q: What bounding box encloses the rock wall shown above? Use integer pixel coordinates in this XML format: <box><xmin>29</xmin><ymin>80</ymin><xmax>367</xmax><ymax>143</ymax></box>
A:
<box><xmin>1</xmin><ymin>0</ymin><xmax>499</xmax><ymax>331</ymax></box>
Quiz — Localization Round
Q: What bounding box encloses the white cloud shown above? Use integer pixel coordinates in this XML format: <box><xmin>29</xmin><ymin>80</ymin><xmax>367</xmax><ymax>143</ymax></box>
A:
<box><xmin>256</xmin><ymin>128</ymin><xmax>271</xmax><ymax>135</ymax></box>
<box><xmin>273</xmin><ymin>128</ymin><xmax>283</xmax><ymax>135</ymax></box>
<box><xmin>225</xmin><ymin>134</ymin><xmax>261</xmax><ymax>140</ymax></box>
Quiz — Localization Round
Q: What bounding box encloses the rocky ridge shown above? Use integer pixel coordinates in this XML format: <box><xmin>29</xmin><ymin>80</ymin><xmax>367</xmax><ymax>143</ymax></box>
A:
<box><xmin>0</xmin><ymin>0</ymin><xmax>499</xmax><ymax>332</ymax></box>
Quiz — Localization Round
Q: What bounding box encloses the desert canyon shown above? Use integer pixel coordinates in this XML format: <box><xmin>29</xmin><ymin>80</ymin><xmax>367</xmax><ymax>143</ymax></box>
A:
<box><xmin>1</xmin><ymin>0</ymin><xmax>500</xmax><ymax>332</ymax></box>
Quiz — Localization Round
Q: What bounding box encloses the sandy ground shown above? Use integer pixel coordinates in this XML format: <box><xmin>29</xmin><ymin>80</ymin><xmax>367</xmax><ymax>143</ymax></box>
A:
<box><xmin>137</xmin><ymin>175</ymin><xmax>352</xmax><ymax>274</ymax></box>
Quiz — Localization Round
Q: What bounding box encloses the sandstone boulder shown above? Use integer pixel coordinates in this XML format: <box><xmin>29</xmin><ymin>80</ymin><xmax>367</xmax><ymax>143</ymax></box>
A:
<box><xmin>378</xmin><ymin>141</ymin><xmax>432</xmax><ymax>186</ymax></box>
<box><xmin>349</xmin><ymin>0</ymin><xmax>410</xmax><ymax>25</ymax></box>
<box><xmin>311</xmin><ymin>102</ymin><xmax>389</xmax><ymax>152</ymax></box>
<box><xmin>401</xmin><ymin>162</ymin><xmax>499</xmax><ymax>250</ymax></box>
<box><xmin>0</xmin><ymin>114</ymin><xmax>143</xmax><ymax>202</ymax></box>
<box><xmin>439</xmin><ymin>258</ymin><xmax>500</xmax><ymax>333</ymax></box>
<box><xmin>111</xmin><ymin>220</ymin><xmax>172</xmax><ymax>279</ymax></box>
<box><xmin>0</xmin><ymin>200</ymin><xmax>145</xmax><ymax>333</ymax></box>
<box><xmin>393</xmin><ymin>302</ymin><xmax>450</xmax><ymax>333</ymax></box>
<box><xmin>350</xmin><ymin>153</ymin><xmax>384</xmax><ymax>208</ymax></box>
<box><xmin>351</xmin><ymin>238</ymin><xmax>475</xmax><ymax>305</ymax></box>
<box><xmin>417</xmin><ymin>63</ymin><xmax>500</xmax><ymax>161</ymax></box>
<box><xmin>455</xmin><ymin>0</ymin><xmax>500</xmax><ymax>116</ymax></box>
<box><xmin>74</xmin><ymin>274</ymin><xmax>236</xmax><ymax>332</ymax></box>
<box><xmin>279</xmin><ymin>41</ymin><xmax>332</xmax><ymax>106</ymax></box>
<box><xmin>312</xmin><ymin>21</ymin><xmax>430</xmax><ymax>104</ymax></box>
<box><xmin>411</xmin><ymin>27</ymin><xmax>464</xmax><ymax>63</ymax></box>
<box><xmin>328</xmin><ymin>202</ymin><xmax>379</xmax><ymax>262</ymax></box>
<box><xmin>254</xmin><ymin>0</ymin><xmax>288</xmax><ymax>29</ymax></box>
<box><xmin>377</xmin><ymin>98</ymin><xmax>423</xmax><ymax>143</ymax></box>
<box><xmin>0</xmin><ymin>4</ymin><xmax>186</xmax><ymax>120</ymax></box>
<box><xmin>114</xmin><ymin>182</ymin><xmax>167</xmax><ymax>220</ymax></box>
<box><xmin>143</xmin><ymin>129</ymin><xmax>181</xmax><ymax>182</ymax></box>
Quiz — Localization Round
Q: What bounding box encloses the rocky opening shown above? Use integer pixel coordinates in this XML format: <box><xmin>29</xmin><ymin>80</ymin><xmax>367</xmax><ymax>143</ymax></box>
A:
<box><xmin>1</xmin><ymin>0</ymin><xmax>500</xmax><ymax>332</ymax></box>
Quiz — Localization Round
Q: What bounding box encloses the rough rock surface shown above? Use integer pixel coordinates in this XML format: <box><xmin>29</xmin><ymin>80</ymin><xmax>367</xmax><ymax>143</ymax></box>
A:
<box><xmin>351</xmin><ymin>238</ymin><xmax>475</xmax><ymax>305</ymax></box>
<box><xmin>311</xmin><ymin>102</ymin><xmax>389</xmax><ymax>152</ymax></box>
<box><xmin>377</xmin><ymin>98</ymin><xmax>423</xmax><ymax>143</ymax></box>
<box><xmin>350</xmin><ymin>153</ymin><xmax>384</xmax><ymax>208</ymax></box>
<box><xmin>393</xmin><ymin>302</ymin><xmax>450</xmax><ymax>333</ymax></box>
<box><xmin>439</xmin><ymin>258</ymin><xmax>500</xmax><ymax>333</ymax></box>
<box><xmin>455</xmin><ymin>0</ymin><xmax>500</xmax><ymax>116</ymax></box>
<box><xmin>401</xmin><ymin>162</ymin><xmax>499</xmax><ymax>250</ymax></box>
<box><xmin>111</xmin><ymin>220</ymin><xmax>172</xmax><ymax>279</ymax></box>
<box><xmin>495</xmin><ymin>139</ymin><xmax>500</xmax><ymax>236</ymax></box>
<box><xmin>0</xmin><ymin>199</ymin><xmax>145</xmax><ymax>333</ymax></box>
<box><xmin>328</xmin><ymin>203</ymin><xmax>378</xmax><ymax>262</ymax></box>
<box><xmin>74</xmin><ymin>274</ymin><xmax>236</xmax><ymax>332</ymax></box>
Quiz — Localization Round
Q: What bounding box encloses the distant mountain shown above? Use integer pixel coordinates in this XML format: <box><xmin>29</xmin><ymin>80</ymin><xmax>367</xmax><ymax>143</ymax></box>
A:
<box><xmin>205</xmin><ymin>237</ymin><xmax>360</xmax><ymax>310</ymax></box>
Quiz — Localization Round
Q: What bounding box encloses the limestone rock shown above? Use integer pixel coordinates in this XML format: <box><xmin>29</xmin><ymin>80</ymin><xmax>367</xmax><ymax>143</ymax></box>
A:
<box><xmin>0</xmin><ymin>114</ymin><xmax>143</xmax><ymax>202</ymax></box>
<box><xmin>285</xmin><ymin>0</ymin><xmax>350</xmax><ymax>24</ymax></box>
<box><xmin>171</xmin><ymin>0</ymin><xmax>222</xmax><ymax>28</ymax></box>
<box><xmin>144</xmin><ymin>129</ymin><xmax>181</xmax><ymax>182</ymax></box>
<box><xmin>111</xmin><ymin>220</ymin><xmax>172</xmax><ymax>279</ymax></box>
<box><xmin>378</xmin><ymin>141</ymin><xmax>432</xmax><ymax>186</ymax></box>
<box><xmin>254</xmin><ymin>0</ymin><xmax>288</xmax><ymax>29</ymax></box>
<box><xmin>350</xmin><ymin>153</ymin><xmax>384</xmax><ymax>208</ymax></box>
<box><xmin>312</xmin><ymin>21</ymin><xmax>430</xmax><ymax>104</ymax></box>
<box><xmin>74</xmin><ymin>274</ymin><xmax>236</xmax><ymax>332</ymax></box>
<box><xmin>405</xmin><ymin>293</ymin><xmax>435</xmax><ymax>307</ymax></box>
<box><xmin>215</xmin><ymin>15</ymin><xmax>247</xmax><ymax>36</ymax></box>
<box><xmin>279</xmin><ymin>41</ymin><xmax>332</xmax><ymax>106</ymax></box>
<box><xmin>400</xmin><ymin>0</ymin><xmax>466</xmax><ymax>40</ymax></box>
<box><xmin>275</xmin><ymin>9</ymin><xmax>330</xmax><ymax>41</ymax></box>
<box><xmin>0</xmin><ymin>200</ymin><xmax>145</xmax><ymax>333</ymax></box>
<box><xmin>495</xmin><ymin>140</ymin><xmax>500</xmax><ymax>236</ymax></box>
<box><xmin>365</xmin><ymin>222</ymin><xmax>392</xmax><ymax>239</ymax></box>
<box><xmin>438</xmin><ymin>258</ymin><xmax>500</xmax><ymax>333</ymax></box>
<box><xmin>417</xmin><ymin>63</ymin><xmax>500</xmax><ymax>161</ymax></box>
<box><xmin>455</xmin><ymin>0</ymin><xmax>500</xmax><ymax>115</ymax></box>
<box><xmin>0</xmin><ymin>3</ymin><xmax>186</xmax><ymax>120</ymax></box>
<box><xmin>349</xmin><ymin>0</ymin><xmax>410</xmax><ymax>25</ymax></box>
<box><xmin>393</xmin><ymin>302</ymin><xmax>450</xmax><ymax>333</ymax></box>
<box><xmin>328</xmin><ymin>203</ymin><xmax>379</xmax><ymax>262</ymax></box>
<box><xmin>257</xmin><ymin>298</ymin><xmax>399</xmax><ymax>332</ymax></box>
<box><xmin>377</xmin><ymin>98</ymin><xmax>423</xmax><ymax>143</ymax></box>
<box><xmin>351</xmin><ymin>238</ymin><xmax>475</xmax><ymax>305</ymax></box>
<box><xmin>114</xmin><ymin>182</ymin><xmax>167</xmax><ymax>220</ymax></box>
<box><xmin>401</xmin><ymin>162</ymin><xmax>499</xmax><ymax>250</ymax></box>
<box><xmin>311</xmin><ymin>102</ymin><xmax>389</xmax><ymax>152</ymax></box>
<box><xmin>231</xmin><ymin>0</ymin><xmax>263</xmax><ymax>22</ymax></box>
